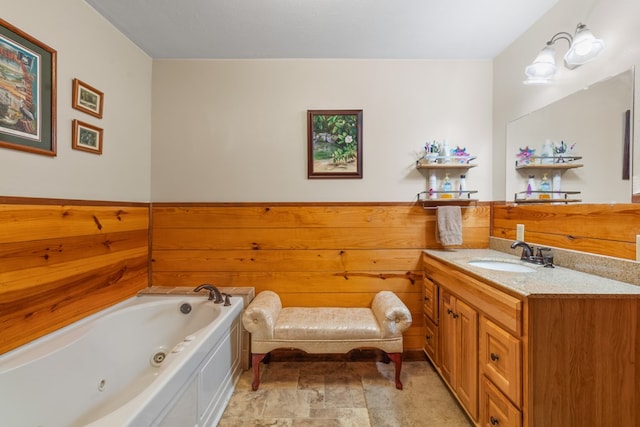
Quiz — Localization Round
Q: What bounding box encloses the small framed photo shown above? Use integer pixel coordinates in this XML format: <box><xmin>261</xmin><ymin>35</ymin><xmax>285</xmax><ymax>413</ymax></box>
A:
<box><xmin>307</xmin><ymin>109</ymin><xmax>363</xmax><ymax>179</ymax></box>
<box><xmin>72</xmin><ymin>78</ymin><xmax>104</xmax><ymax>119</ymax></box>
<box><xmin>72</xmin><ymin>119</ymin><xmax>103</xmax><ymax>154</ymax></box>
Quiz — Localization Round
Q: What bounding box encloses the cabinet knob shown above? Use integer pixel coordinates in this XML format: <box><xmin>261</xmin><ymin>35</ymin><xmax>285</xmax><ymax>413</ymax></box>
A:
<box><xmin>490</xmin><ymin>353</ymin><xmax>500</xmax><ymax>362</ymax></box>
<box><xmin>426</xmin><ymin>335</ymin><xmax>432</xmax><ymax>340</ymax></box>
<box><xmin>452</xmin><ymin>312</ymin><xmax>459</xmax><ymax>319</ymax></box>
<box><xmin>447</xmin><ymin>308</ymin><xmax>453</xmax><ymax>315</ymax></box>
<box><xmin>490</xmin><ymin>416</ymin><xmax>500</xmax><ymax>425</ymax></box>
<box><xmin>424</xmin><ymin>296</ymin><xmax>430</xmax><ymax>301</ymax></box>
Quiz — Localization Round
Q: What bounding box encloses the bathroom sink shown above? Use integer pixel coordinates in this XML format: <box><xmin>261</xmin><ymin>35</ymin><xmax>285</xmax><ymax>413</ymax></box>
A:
<box><xmin>467</xmin><ymin>260</ymin><xmax>536</xmax><ymax>273</ymax></box>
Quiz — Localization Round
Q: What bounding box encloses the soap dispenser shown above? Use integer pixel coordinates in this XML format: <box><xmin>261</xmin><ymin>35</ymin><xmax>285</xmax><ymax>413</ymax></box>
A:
<box><xmin>539</xmin><ymin>173</ymin><xmax>551</xmax><ymax>199</ymax></box>
<box><xmin>441</xmin><ymin>173</ymin><xmax>453</xmax><ymax>198</ymax></box>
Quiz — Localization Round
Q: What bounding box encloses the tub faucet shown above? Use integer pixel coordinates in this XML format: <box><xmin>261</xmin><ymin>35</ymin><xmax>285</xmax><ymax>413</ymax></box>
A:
<box><xmin>193</xmin><ymin>284</ymin><xmax>224</xmax><ymax>304</ymax></box>
<box><xmin>510</xmin><ymin>240</ymin><xmax>534</xmax><ymax>260</ymax></box>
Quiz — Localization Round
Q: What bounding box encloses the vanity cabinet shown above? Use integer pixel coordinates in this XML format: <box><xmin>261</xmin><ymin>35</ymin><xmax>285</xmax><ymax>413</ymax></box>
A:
<box><xmin>422</xmin><ymin>251</ymin><xmax>640</xmax><ymax>427</ymax></box>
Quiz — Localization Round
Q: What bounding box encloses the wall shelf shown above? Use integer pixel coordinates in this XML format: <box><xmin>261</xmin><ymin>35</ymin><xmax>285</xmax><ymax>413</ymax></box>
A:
<box><xmin>417</xmin><ymin>191</ymin><xmax>478</xmax><ymax>209</ymax></box>
<box><xmin>515</xmin><ymin>156</ymin><xmax>582</xmax><ymax>170</ymax></box>
<box><xmin>417</xmin><ymin>156</ymin><xmax>477</xmax><ymax>170</ymax></box>
<box><xmin>514</xmin><ymin>191</ymin><xmax>581</xmax><ymax>204</ymax></box>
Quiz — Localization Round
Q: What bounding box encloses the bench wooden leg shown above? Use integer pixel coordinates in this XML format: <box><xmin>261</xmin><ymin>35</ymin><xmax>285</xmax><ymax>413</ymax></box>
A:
<box><xmin>251</xmin><ymin>353</ymin><xmax>268</xmax><ymax>391</ymax></box>
<box><xmin>386</xmin><ymin>352</ymin><xmax>403</xmax><ymax>390</ymax></box>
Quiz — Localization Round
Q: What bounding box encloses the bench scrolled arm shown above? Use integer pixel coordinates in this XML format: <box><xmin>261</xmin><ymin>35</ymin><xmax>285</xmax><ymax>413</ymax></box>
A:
<box><xmin>371</xmin><ymin>291</ymin><xmax>413</xmax><ymax>338</ymax></box>
<box><xmin>241</xmin><ymin>290</ymin><xmax>282</xmax><ymax>340</ymax></box>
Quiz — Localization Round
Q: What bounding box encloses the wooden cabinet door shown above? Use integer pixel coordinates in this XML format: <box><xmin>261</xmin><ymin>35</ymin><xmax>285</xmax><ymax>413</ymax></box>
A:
<box><xmin>439</xmin><ymin>289</ymin><xmax>457</xmax><ymax>388</ymax></box>
<box><xmin>456</xmin><ymin>298</ymin><xmax>479</xmax><ymax>421</ymax></box>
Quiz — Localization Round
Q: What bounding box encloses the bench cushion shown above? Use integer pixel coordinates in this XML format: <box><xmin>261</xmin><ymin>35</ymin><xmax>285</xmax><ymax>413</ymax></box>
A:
<box><xmin>275</xmin><ymin>307</ymin><xmax>381</xmax><ymax>340</ymax></box>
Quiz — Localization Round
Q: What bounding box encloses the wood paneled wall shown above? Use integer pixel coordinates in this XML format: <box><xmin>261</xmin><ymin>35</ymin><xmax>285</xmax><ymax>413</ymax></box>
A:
<box><xmin>0</xmin><ymin>198</ymin><xmax>149</xmax><ymax>355</ymax></box>
<box><xmin>492</xmin><ymin>203</ymin><xmax>640</xmax><ymax>260</ymax></box>
<box><xmin>151</xmin><ymin>203</ymin><xmax>490</xmax><ymax>351</ymax></box>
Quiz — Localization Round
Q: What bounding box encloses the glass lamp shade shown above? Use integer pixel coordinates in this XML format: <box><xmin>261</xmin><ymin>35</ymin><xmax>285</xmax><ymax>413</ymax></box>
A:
<box><xmin>524</xmin><ymin>45</ymin><xmax>557</xmax><ymax>84</ymax></box>
<box><xmin>564</xmin><ymin>26</ymin><xmax>605</xmax><ymax>66</ymax></box>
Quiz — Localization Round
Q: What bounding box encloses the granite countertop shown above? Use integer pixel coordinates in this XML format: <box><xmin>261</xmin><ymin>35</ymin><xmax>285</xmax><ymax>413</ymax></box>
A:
<box><xmin>424</xmin><ymin>248</ymin><xmax>640</xmax><ymax>297</ymax></box>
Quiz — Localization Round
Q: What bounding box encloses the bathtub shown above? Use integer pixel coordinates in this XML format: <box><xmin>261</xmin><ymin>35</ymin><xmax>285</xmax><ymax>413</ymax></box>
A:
<box><xmin>0</xmin><ymin>293</ymin><xmax>245</xmax><ymax>427</ymax></box>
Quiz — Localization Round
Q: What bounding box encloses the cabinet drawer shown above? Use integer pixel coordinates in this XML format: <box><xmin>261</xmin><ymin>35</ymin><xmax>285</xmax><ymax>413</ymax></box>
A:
<box><xmin>423</xmin><ymin>277</ymin><xmax>438</xmax><ymax>323</ymax></box>
<box><xmin>480</xmin><ymin>317</ymin><xmax>522</xmax><ymax>407</ymax></box>
<box><xmin>480</xmin><ymin>376</ymin><xmax>522</xmax><ymax>427</ymax></box>
<box><xmin>423</xmin><ymin>314</ymin><xmax>439</xmax><ymax>365</ymax></box>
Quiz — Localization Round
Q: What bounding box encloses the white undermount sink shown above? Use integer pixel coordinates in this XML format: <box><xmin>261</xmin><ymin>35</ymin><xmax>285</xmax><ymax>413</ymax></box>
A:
<box><xmin>467</xmin><ymin>259</ymin><xmax>536</xmax><ymax>273</ymax></box>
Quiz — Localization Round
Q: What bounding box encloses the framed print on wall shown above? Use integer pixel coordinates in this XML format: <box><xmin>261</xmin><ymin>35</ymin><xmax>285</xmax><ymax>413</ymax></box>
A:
<box><xmin>0</xmin><ymin>18</ymin><xmax>57</xmax><ymax>156</ymax></box>
<box><xmin>72</xmin><ymin>119</ymin><xmax>103</xmax><ymax>154</ymax></box>
<box><xmin>307</xmin><ymin>109</ymin><xmax>363</xmax><ymax>179</ymax></box>
<box><xmin>72</xmin><ymin>78</ymin><xmax>103</xmax><ymax>119</ymax></box>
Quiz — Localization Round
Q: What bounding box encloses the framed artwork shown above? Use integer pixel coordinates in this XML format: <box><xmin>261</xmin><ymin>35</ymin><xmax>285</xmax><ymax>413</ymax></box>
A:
<box><xmin>72</xmin><ymin>78</ymin><xmax>103</xmax><ymax>119</ymax></box>
<box><xmin>0</xmin><ymin>18</ymin><xmax>57</xmax><ymax>156</ymax></box>
<box><xmin>72</xmin><ymin>119</ymin><xmax>103</xmax><ymax>154</ymax></box>
<box><xmin>307</xmin><ymin>109</ymin><xmax>363</xmax><ymax>179</ymax></box>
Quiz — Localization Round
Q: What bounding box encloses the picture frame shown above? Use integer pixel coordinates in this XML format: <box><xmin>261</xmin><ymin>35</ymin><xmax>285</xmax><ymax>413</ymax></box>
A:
<box><xmin>0</xmin><ymin>18</ymin><xmax>57</xmax><ymax>156</ymax></box>
<box><xmin>72</xmin><ymin>119</ymin><xmax>103</xmax><ymax>154</ymax></box>
<box><xmin>72</xmin><ymin>78</ymin><xmax>103</xmax><ymax>119</ymax></box>
<box><xmin>307</xmin><ymin>109</ymin><xmax>363</xmax><ymax>179</ymax></box>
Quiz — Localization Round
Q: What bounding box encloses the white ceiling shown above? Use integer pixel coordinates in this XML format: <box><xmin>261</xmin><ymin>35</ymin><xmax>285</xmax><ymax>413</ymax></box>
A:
<box><xmin>85</xmin><ymin>0</ymin><xmax>559</xmax><ymax>59</ymax></box>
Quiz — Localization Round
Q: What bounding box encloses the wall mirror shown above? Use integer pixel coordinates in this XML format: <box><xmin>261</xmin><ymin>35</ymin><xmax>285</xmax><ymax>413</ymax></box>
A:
<box><xmin>505</xmin><ymin>68</ymin><xmax>635</xmax><ymax>204</ymax></box>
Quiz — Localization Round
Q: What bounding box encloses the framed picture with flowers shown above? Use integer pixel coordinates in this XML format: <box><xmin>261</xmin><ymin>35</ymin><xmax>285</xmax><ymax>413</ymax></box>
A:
<box><xmin>307</xmin><ymin>109</ymin><xmax>363</xmax><ymax>179</ymax></box>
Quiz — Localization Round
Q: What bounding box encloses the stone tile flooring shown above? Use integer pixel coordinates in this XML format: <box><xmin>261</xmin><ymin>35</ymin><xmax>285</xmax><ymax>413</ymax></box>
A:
<box><xmin>218</xmin><ymin>359</ymin><xmax>473</xmax><ymax>426</ymax></box>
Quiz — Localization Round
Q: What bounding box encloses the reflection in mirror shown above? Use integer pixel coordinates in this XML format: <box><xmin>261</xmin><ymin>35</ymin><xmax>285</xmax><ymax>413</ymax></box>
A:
<box><xmin>506</xmin><ymin>68</ymin><xmax>634</xmax><ymax>203</ymax></box>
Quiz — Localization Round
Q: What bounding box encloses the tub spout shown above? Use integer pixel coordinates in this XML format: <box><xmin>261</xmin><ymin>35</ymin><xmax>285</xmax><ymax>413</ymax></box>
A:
<box><xmin>193</xmin><ymin>284</ymin><xmax>224</xmax><ymax>304</ymax></box>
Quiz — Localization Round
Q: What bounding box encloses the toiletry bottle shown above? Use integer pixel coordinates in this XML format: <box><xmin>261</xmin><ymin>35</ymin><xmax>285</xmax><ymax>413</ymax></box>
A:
<box><xmin>541</xmin><ymin>139</ymin><xmax>554</xmax><ymax>164</ymax></box>
<box><xmin>441</xmin><ymin>173</ymin><xmax>453</xmax><ymax>198</ymax></box>
<box><xmin>429</xmin><ymin>172</ymin><xmax>438</xmax><ymax>200</ymax></box>
<box><xmin>458</xmin><ymin>174</ymin><xmax>467</xmax><ymax>198</ymax></box>
<box><xmin>441</xmin><ymin>140</ymin><xmax>450</xmax><ymax>164</ymax></box>
<box><xmin>526</xmin><ymin>175</ymin><xmax>536</xmax><ymax>199</ymax></box>
<box><xmin>539</xmin><ymin>173</ymin><xmax>551</xmax><ymax>199</ymax></box>
<box><xmin>552</xmin><ymin>172</ymin><xmax>562</xmax><ymax>200</ymax></box>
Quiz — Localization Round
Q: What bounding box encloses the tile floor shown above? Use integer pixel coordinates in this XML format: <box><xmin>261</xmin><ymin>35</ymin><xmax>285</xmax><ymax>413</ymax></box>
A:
<box><xmin>218</xmin><ymin>357</ymin><xmax>473</xmax><ymax>426</ymax></box>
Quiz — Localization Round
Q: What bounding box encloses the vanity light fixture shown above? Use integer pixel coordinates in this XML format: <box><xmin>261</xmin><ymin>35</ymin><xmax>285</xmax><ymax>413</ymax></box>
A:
<box><xmin>524</xmin><ymin>23</ymin><xmax>604</xmax><ymax>85</ymax></box>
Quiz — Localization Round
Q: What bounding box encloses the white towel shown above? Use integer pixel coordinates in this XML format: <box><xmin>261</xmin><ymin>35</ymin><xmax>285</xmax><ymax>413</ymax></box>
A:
<box><xmin>435</xmin><ymin>206</ymin><xmax>463</xmax><ymax>246</ymax></box>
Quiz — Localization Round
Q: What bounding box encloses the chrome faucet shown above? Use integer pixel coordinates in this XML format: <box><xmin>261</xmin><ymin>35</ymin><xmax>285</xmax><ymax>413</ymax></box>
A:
<box><xmin>193</xmin><ymin>284</ymin><xmax>224</xmax><ymax>304</ymax></box>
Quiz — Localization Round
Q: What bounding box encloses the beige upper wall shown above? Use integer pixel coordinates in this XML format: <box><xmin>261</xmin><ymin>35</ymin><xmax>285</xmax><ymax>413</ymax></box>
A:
<box><xmin>151</xmin><ymin>59</ymin><xmax>493</xmax><ymax>202</ymax></box>
<box><xmin>492</xmin><ymin>0</ymin><xmax>640</xmax><ymax>200</ymax></box>
<box><xmin>0</xmin><ymin>0</ymin><xmax>152</xmax><ymax>202</ymax></box>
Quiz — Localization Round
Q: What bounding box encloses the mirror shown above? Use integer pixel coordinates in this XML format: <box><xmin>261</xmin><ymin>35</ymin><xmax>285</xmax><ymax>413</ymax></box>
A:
<box><xmin>505</xmin><ymin>68</ymin><xmax>635</xmax><ymax>204</ymax></box>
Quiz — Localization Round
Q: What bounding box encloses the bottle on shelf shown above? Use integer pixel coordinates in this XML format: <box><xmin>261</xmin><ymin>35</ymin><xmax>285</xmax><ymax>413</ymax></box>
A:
<box><xmin>428</xmin><ymin>172</ymin><xmax>438</xmax><ymax>200</ymax></box>
<box><xmin>539</xmin><ymin>173</ymin><xmax>551</xmax><ymax>199</ymax></box>
<box><xmin>552</xmin><ymin>172</ymin><xmax>562</xmax><ymax>200</ymax></box>
<box><xmin>458</xmin><ymin>174</ymin><xmax>467</xmax><ymax>199</ymax></box>
<box><xmin>441</xmin><ymin>173</ymin><xmax>453</xmax><ymax>199</ymax></box>
<box><xmin>541</xmin><ymin>139</ymin><xmax>554</xmax><ymax>164</ymax></box>
<box><xmin>441</xmin><ymin>140</ymin><xmax>450</xmax><ymax>164</ymax></box>
<box><xmin>526</xmin><ymin>175</ymin><xmax>536</xmax><ymax>199</ymax></box>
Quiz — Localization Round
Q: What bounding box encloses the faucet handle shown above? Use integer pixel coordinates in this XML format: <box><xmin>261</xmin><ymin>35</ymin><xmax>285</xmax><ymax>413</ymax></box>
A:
<box><xmin>221</xmin><ymin>293</ymin><xmax>232</xmax><ymax>306</ymax></box>
<box><xmin>537</xmin><ymin>247</ymin><xmax>554</xmax><ymax>267</ymax></box>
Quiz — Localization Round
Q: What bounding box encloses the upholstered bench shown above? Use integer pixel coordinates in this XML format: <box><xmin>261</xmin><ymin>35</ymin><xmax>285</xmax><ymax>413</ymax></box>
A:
<box><xmin>241</xmin><ymin>290</ymin><xmax>412</xmax><ymax>390</ymax></box>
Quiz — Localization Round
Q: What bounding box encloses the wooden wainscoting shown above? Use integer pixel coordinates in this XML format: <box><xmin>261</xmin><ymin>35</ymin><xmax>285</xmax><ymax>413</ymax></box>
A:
<box><xmin>0</xmin><ymin>197</ymin><xmax>149</xmax><ymax>355</ymax></box>
<box><xmin>151</xmin><ymin>202</ymin><xmax>490</xmax><ymax>351</ymax></box>
<box><xmin>492</xmin><ymin>203</ymin><xmax>640</xmax><ymax>260</ymax></box>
